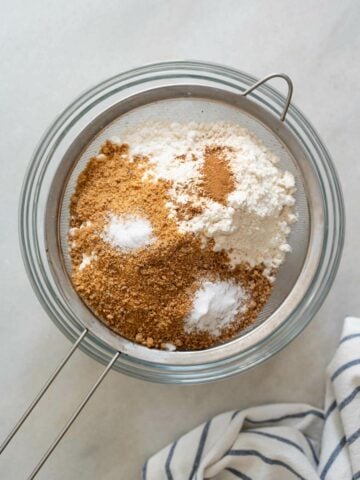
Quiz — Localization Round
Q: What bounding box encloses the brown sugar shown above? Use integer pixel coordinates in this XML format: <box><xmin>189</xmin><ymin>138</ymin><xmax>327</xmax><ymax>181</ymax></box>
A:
<box><xmin>69</xmin><ymin>141</ymin><xmax>272</xmax><ymax>351</ymax></box>
<box><xmin>201</xmin><ymin>146</ymin><xmax>235</xmax><ymax>204</ymax></box>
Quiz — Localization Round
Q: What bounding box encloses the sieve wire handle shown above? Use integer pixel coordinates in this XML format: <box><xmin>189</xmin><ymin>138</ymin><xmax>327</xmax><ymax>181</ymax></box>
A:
<box><xmin>0</xmin><ymin>328</ymin><xmax>120</xmax><ymax>479</ymax></box>
<box><xmin>0</xmin><ymin>329</ymin><xmax>88</xmax><ymax>455</ymax></box>
<box><xmin>241</xmin><ymin>73</ymin><xmax>293</xmax><ymax>122</ymax></box>
<box><xmin>27</xmin><ymin>351</ymin><xmax>120</xmax><ymax>479</ymax></box>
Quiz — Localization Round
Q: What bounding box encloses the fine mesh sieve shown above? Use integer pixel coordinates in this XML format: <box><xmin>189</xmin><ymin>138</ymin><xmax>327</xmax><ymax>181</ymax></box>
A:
<box><xmin>59</xmin><ymin>91</ymin><xmax>311</xmax><ymax>336</ymax></box>
<box><xmin>46</xmin><ymin>80</ymin><xmax>322</xmax><ymax>366</ymax></box>
<box><xmin>3</xmin><ymin>65</ymin><xmax>342</xmax><ymax>478</ymax></box>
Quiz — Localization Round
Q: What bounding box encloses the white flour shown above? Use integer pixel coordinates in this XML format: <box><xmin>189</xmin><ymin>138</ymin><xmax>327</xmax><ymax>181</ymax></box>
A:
<box><xmin>102</xmin><ymin>214</ymin><xmax>155</xmax><ymax>252</ymax></box>
<box><xmin>123</xmin><ymin>122</ymin><xmax>296</xmax><ymax>279</ymax></box>
<box><xmin>185</xmin><ymin>280</ymin><xmax>248</xmax><ymax>336</ymax></box>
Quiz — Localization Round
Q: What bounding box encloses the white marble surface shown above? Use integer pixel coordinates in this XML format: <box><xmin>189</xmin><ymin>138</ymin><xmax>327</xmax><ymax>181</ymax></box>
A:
<box><xmin>0</xmin><ymin>0</ymin><xmax>359</xmax><ymax>478</ymax></box>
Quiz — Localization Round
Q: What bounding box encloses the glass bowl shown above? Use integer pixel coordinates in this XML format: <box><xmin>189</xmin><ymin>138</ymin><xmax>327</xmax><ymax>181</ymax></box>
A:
<box><xmin>19</xmin><ymin>61</ymin><xmax>345</xmax><ymax>384</ymax></box>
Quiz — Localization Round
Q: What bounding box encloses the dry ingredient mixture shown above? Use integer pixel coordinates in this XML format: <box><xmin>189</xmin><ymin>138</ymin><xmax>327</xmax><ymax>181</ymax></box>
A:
<box><xmin>69</xmin><ymin>122</ymin><xmax>296</xmax><ymax>351</ymax></box>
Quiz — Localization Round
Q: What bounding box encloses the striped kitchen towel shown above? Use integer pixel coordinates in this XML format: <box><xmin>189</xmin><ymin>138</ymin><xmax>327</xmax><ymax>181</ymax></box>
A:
<box><xmin>144</xmin><ymin>317</ymin><xmax>360</xmax><ymax>479</ymax></box>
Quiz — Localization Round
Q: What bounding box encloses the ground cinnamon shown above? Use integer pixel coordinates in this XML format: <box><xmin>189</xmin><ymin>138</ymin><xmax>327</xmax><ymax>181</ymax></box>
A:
<box><xmin>201</xmin><ymin>146</ymin><xmax>235</xmax><ymax>204</ymax></box>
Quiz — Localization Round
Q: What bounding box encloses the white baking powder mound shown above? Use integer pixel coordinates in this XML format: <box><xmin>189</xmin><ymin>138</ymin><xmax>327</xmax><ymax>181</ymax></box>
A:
<box><xmin>185</xmin><ymin>280</ymin><xmax>248</xmax><ymax>336</ymax></box>
<box><xmin>102</xmin><ymin>214</ymin><xmax>155</xmax><ymax>252</ymax></box>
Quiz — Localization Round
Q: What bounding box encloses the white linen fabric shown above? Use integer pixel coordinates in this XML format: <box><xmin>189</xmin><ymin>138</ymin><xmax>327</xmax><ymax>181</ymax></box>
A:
<box><xmin>144</xmin><ymin>317</ymin><xmax>360</xmax><ymax>480</ymax></box>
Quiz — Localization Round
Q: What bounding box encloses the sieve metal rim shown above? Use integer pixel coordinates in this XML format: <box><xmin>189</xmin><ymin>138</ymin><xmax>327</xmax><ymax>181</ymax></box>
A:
<box><xmin>19</xmin><ymin>61</ymin><xmax>345</xmax><ymax>382</ymax></box>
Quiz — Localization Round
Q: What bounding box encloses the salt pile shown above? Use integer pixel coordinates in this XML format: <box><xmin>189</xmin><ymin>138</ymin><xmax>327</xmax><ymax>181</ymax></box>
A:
<box><xmin>102</xmin><ymin>214</ymin><xmax>155</xmax><ymax>252</ymax></box>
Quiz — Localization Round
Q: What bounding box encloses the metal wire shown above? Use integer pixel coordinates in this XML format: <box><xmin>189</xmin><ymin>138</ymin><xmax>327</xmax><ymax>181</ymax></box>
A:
<box><xmin>0</xmin><ymin>329</ymin><xmax>88</xmax><ymax>455</ymax></box>
<box><xmin>27</xmin><ymin>351</ymin><xmax>120</xmax><ymax>479</ymax></box>
<box><xmin>241</xmin><ymin>73</ymin><xmax>293</xmax><ymax>121</ymax></box>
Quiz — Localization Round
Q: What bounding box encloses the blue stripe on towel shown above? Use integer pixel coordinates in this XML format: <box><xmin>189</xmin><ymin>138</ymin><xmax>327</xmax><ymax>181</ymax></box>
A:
<box><xmin>188</xmin><ymin>420</ymin><xmax>211</xmax><ymax>480</ymax></box>
<box><xmin>320</xmin><ymin>436</ymin><xmax>346</xmax><ymax>479</ymax></box>
<box><xmin>324</xmin><ymin>387</ymin><xmax>360</xmax><ymax>425</ymax></box>
<box><xmin>340</xmin><ymin>334</ymin><xmax>360</xmax><ymax>344</ymax></box>
<box><xmin>320</xmin><ymin>428</ymin><xmax>360</xmax><ymax>479</ymax></box>
<box><xmin>142</xmin><ymin>460</ymin><xmax>148</xmax><ymax>480</ymax></box>
<box><xmin>227</xmin><ymin>449</ymin><xmax>306</xmax><ymax>480</ymax></box>
<box><xmin>339</xmin><ymin>386</ymin><xmax>360</xmax><ymax>412</ymax></box>
<box><xmin>331</xmin><ymin>359</ymin><xmax>360</xmax><ymax>382</ymax></box>
<box><xmin>245</xmin><ymin>409</ymin><xmax>324</xmax><ymax>425</ymax></box>
<box><xmin>231</xmin><ymin>410</ymin><xmax>240</xmax><ymax>420</ymax></box>
<box><xmin>324</xmin><ymin>401</ymin><xmax>337</xmax><ymax>419</ymax></box>
<box><xmin>225</xmin><ymin>467</ymin><xmax>252</xmax><ymax>479</ymax></box>
<box><xmin>165</xmin><ymin>441</ymin><xmax>177</xmax><ymax>480</ymax></box>
<box><xmin>348</xmin><ymin>427</ymin><xmax>360</xmax><ymax>445</ymax></box>
<box><xmin>246</xmin><ymin>430</ymin><xmax>305</xmax><ymax>455</ymax></box>
<box><xmin>304</xmin><ymin>436</ymin><xmax>319</xmax><ymax>465</ymax></box>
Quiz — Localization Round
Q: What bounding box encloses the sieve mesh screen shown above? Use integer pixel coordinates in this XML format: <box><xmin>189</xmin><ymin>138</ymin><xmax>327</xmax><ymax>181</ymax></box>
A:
<box><xmin>59</xmin><ymin>97</ymin><xmax>309</xmax><ymax>341</ymax></box>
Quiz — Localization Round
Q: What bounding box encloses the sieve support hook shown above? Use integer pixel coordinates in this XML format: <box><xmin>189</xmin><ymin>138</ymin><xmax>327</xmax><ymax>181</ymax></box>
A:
<box><xmin>241</xmin><ymin>73</ymin><xmax>293</xmax><ymax>122</ymax></box>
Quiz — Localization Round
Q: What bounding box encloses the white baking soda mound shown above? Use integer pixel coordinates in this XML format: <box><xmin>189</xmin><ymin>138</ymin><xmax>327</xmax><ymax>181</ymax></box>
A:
<box><xmin>185</xmin><ymin>280</ymin><xmax>248</xmax><ymax>336</ymax></box>
<box><xmin>102</xmin><ymin>214</ymin><xmax>155</xmax><ymax>252</ymax></box>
